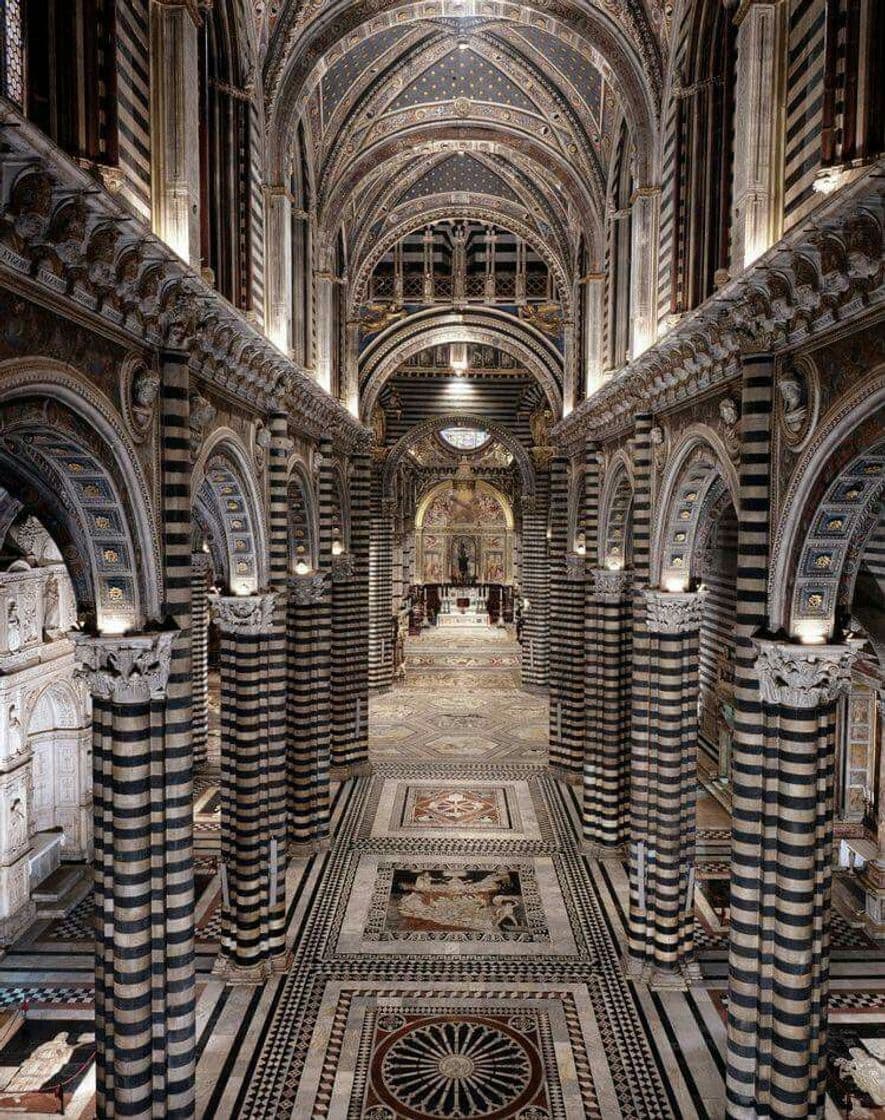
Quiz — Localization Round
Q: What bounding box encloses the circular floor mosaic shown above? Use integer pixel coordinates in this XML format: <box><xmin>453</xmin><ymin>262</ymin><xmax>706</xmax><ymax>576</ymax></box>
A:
<box><xmin>371</xmin><ymin>1014</ymin><xmax>543</xmax><ymax>1119</ymax></box>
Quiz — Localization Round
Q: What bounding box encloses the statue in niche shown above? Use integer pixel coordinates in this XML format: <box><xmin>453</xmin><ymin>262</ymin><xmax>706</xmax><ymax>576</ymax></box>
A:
<box><xmin>457</xmin><ymin>540</ymin><xmax>470</xmax><ymax>582</ymax></box>
<box><xmin>6</xmin><ymin>600</ymin><xmax>22</xmax><ymax>652</ymax></box>
<box><xmin>530</xmin><ymin>406</ymin><xmax>553</xmax><ymax>448</ymax></box>
<box><xmin>43</xmin><ymin>573</ymin><xmax>60</xmax><ymax>635</ymax></box>
<box><xmin>7</xmin><ymin>704</ymin><xmax>21</xmax><ymax>757</ymax></box>
<box><xmin>8</xmin><ymin>796</ymin><xmax>25</xmax><ymax>849</ymax></box>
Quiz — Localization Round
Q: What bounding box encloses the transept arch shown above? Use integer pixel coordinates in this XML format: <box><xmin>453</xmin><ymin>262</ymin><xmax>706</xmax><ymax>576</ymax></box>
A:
<box><xmin>359</xmin><ymin>310</ymin><xmax>564</xmax><ymax>422</ymax></box>
<box><xmin>382</xmin><ymin>414</ymin><xmax>535</xmax><ymax>499</ymax></box>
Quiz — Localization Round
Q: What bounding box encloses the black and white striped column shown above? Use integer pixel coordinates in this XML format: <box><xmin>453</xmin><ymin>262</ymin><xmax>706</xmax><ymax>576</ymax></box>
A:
<box><xmin>74</xmin><ymin>631</ymin><xmax>180</xmax><ymax>1119</ymax></box>
<box><xmin>369</xmin><ymin>484</ymin><xmax>395</xmax><ymax>692</ymax></box>
<box><xmin>211</xmin><ymin>593</ymin><xmax>288</xmax><ymax>982</ymax></box>
<box><xmin>548</xmin><ymin>456</ymin><xmax>585</xmax><ymax>780</ymax></box>
<box><xmin>158</xmin><ymin>351</ymin><xmax>197</xmax><ymax>1116</ymax></box>
<box><xmin>348</xmin><ymin>451</ymin><xmax>371</xmax><ymax>768</ymax></box>
<box><xmin>626</xmin><ymin>588</ymin><xmax>705</xmax><ymax>989</ymax></box>
<box><xmin>287</xmin><ymin>573</ymin><xmax>332</xmax><ymax>849</ymax></box>
<box><xmin>725</xmin><ymin>638</ymin><xmax>862</xmax><ymax>1119</ymax></box>
<box><xmin>191</xmin><ymin>552</ymin><xmax>210</xmax><ymax>766</ymax></box>
<box><xmin>583</xmin><ymin>568</ymin><xmax>633</xmax><ymax>854</ymax></box>
<box><xmin>520</xmin><ymin>472</ymin><xmax>551</xmax><ymax>691</ymax></box>
<box><xmin>267</xmin><ymin>415</ymin><xmax>293</xmax><ymax>963</ymax></box>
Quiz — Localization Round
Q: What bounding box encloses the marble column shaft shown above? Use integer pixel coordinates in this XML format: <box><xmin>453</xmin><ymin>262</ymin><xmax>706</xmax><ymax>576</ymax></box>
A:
<box><xmin>726</xmin><ymin>639</ymin><xmax>862</xmax><ymax>1119</ymax></box>
<box><xmin>520</xmin><ymin>471</ymin><xmax>551</xmax><ymax>690</ymax></box>
<box><xmin>583</xmin><ymin>569</ymin><xmax>633</xmax><ymax>852</ymax></box>
<box><xmin>75</xmin><ymin>631</ymin><xmax>185</xmax><ymax>1120</ymax></box>
<box><xmin>212</xmin><ymin>593</ymin><xmax>287</xmax><ymax>981</ymax></box>
<box><xmin>190</xmin><ymin>552</ymin><xmax>210</xmax><ymax>766</ymax></box>
<box><xmin>627</xmin><ymin>589</ymin><xmax>705</xmax><ymax>988</ymax></box>
<box><xmin>287</xmin><ymin>574</ymin><xmax>331</xmax><ymax>847</ymax></box>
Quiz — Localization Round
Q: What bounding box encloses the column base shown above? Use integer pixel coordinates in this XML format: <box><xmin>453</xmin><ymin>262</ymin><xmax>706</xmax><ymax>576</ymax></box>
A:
<box><xmin>581</xmin><ymin>839</ymin><xmax>628</xmax><ymax>861</ymax></box>
<box><xmin>620</xmin><ymin>950</ymin><xmax>698</xmax><ymax>990</ymax></box>
<box><xmin>548</xmin><ymin>764</ymin><xmax>581</xmax><ymax>787</ymax></box>
<box><xmin>211</xmin><ymin>955</ymin><xmax>272</xmax><ymax>986</ymax></box>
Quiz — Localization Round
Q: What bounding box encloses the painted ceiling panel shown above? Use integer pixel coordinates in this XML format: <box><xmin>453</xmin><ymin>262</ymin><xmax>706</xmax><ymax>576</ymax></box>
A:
<box><xmin>397</xmin><ymin>156</ymin><xmax>521</xmax><ymax>205</ymax></box>
<box><xmin>509</xmin><ymin>27</ymin><xmax>603</xmax><ymax>123</ymax></box>
<box><xmin>321</xmin><ymin>25</ymin><xmax>412</xmax><ymax>120</ymax></box>
<box><xmin>388</xmin><ymin>48</ymin><xmax>536</xmax><ymax>114</ymax></box>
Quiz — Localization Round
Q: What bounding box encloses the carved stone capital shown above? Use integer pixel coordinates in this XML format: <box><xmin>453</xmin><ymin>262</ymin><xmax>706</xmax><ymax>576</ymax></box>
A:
<box><xmin>288</xmin><ymin>573</ymin><xmax>329</xmax><ymax>605</ymax></box>
<box><xmin>210</xmin><ymin>593</ymin><xmax>277</xmax><ymax>635</ymax></box>
<box><xmin>589</xmin><ymin>568</ymin><xmax>633</xmax><ymax>599</ymax></box>
<box><xmin>753</xmin><ymin>638</ymin><xmax>864</xmax><ymax>709</ymax></box>
<box><xmin>72</xmin><ymin>631</ymin><xmax>177</xmax><ymax>704</ymax></box>
<box><xmin>643</xmin><ymin>589</ymin><xmax>706</xmax><ymax>634</ymax></box>
<box><xmin>330</xmin><ymin>553</ymin><xmax>355</xmax><ymax>583</ymax></box>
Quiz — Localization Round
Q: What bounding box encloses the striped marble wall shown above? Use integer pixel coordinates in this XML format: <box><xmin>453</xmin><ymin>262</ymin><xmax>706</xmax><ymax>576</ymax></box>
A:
<box><xmin>115</xmin><ymin>0</ymin><xmax>152</xmax><ymax>221</ymax></box>
<box><xmin>784</xmin><ymin>0</ymin><xmax>827</xmax><ymax>228</ymax></box>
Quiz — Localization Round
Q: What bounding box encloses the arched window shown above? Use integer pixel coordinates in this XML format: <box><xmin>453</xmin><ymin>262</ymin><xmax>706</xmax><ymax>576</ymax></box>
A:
<box><xmin>2</xmin><ymin>0</ymin><xmax>118</xmax><ymax>167</ymax></box>
<box><xmin>672</xmin><ymin>0</ymin><xmax>736</xmax><ymax>310</ymax></box>
<box><xmin>198</xmin><ymin>2</ymin><xmax>251</xmax><ymax>308</ymax></box>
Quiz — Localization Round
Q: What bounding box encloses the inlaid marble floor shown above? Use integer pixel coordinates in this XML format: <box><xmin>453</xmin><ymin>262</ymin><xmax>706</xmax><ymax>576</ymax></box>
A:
<box><xmin>2</xmin><ymin>626</ymin><xmax>884</xmax><ymax>1117</ymax></box>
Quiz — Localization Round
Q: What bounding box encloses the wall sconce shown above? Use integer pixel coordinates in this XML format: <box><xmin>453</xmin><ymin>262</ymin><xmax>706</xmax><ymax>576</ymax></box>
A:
<box><xmin>605</xmin><ymin>557</ymin><xmax>623</xmax><ymax>572</ymax></box>
<box><xmin>295</xmin><ymin>558</ymin><xmax>311</xmax><ymax>576</ymax></box>
<box><xmin>331</xmin><ymin>539</ymin><xmax>344</xmax><ymax>557</ymax></box>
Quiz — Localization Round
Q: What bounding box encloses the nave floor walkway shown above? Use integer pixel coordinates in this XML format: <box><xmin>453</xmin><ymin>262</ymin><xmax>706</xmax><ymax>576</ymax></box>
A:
<box><xmin>1</xmin><ymin>624</ymin><xmax>884</xmax><ymax>1116</ymax></box>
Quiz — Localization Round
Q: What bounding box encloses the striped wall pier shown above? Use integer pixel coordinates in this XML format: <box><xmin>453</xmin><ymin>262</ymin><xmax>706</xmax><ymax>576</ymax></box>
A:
<box><xmin>211</xmin><ymin>593</ymin><xmax>290</xmax><ymax>983</ymax></box>
<box><xmin>287</xmin><ymin>574</ymin><xmax>332</xmax><ymax>850</ymax></box>
<box><xmin>626</xmin><ymin>588</ymin><xmax>705</xmax><ymax>990</ymax></box>
<box><xmin>583</xmin><ymin>568</ymin><xmax>633</xmax><ymax>855</ymax></box>
<box><xmin>73</xmin><ymin>631</ymin><xmax>187</xmax><ymax>1120</ymax></box>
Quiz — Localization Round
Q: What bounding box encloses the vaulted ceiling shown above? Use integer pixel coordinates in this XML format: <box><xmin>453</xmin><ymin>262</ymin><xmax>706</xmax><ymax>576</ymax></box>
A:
<box><xmin>255</xmin><ymin>0</ymin><xmax>666</xmax><ymax>451</ymax></box>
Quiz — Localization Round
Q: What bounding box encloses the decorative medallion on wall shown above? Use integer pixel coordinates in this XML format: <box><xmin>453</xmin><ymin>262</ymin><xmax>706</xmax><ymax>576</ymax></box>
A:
<box><xmin>776</xmin><ymin>357</ymin><xmax>819</xmax><ymax>452</ymax></box>
<box><xmin>121</xmin><ymin>354</ymin><xmax>161</xmax><ymax>443</ymax></box>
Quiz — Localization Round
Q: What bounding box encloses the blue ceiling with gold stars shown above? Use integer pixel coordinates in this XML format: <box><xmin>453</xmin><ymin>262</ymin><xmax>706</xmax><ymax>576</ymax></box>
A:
<box><xmin>397</xmin><ymin>156</ymin><xmax>521</xmax><ymax>204</ymax></box>
<box><xmin>388</xmin><ymin>48</ymin><xmax>537</xmax><ymax>114</ymax></box>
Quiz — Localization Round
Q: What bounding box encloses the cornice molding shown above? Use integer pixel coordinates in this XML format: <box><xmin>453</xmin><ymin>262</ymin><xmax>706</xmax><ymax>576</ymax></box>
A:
<box><xmin>0</xmin><ymin>107</ymin><xmax>370</xmax><ymax>452</ymax></box>
<box><xmin>554</xmin><ymin>161</ymin><xmax>885</xmax><ymax>450</ymax></box>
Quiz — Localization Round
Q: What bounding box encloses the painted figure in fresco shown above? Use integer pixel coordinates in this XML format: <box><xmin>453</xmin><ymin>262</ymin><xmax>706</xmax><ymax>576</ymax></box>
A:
<box><xmin>457</xmin><ymin>541</ymin><xmax>469</xmax><ymax>582</ymax></box>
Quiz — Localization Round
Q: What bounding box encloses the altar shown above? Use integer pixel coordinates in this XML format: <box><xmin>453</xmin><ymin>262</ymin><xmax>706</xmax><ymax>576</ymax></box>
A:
<box><xmin>438</xmin><ymin>588</ymin><xmax>488</xmax><ymax>626</ymax></box>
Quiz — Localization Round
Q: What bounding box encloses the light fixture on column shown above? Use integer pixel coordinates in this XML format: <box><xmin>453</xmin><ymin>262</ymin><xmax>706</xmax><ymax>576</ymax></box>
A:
<box><xmin>98</xmin><ymin>616</ymin><xmax>130</xmax><ymax>637</ymax></box>
<box><xmin>664</xmin><ymin>574</ymin><xmax>689</xmax><ymax>593</ymax></box>
<box><xmin>449</xmin><ymin>343</ymin><xmax>468</xmax><ymax>374</ymax></box>
<box><xmin>294</xmin><ymin>546</ymin><xmax>310</xmax><ymax>575</ymax></box>
<box><xmin>794</xmin><ymin>619</ymin><xmax>830</xmax><ymax>645</ymax></box>
<box><xmin>331</xmin><ymin>534</ymin><xmax>344</xmax><ymax>557</ymax></box>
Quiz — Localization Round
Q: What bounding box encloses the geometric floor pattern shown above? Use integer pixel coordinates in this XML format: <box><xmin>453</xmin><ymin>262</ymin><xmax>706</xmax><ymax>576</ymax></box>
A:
<box><xmin>208</xmin><ymin>625</ymin><xmax>726</xmax><ymax>1119</ymax></box>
